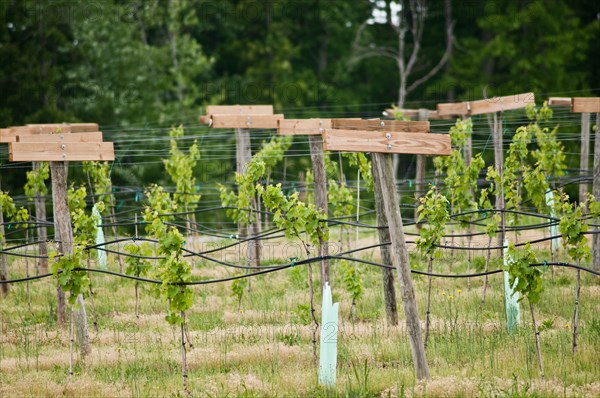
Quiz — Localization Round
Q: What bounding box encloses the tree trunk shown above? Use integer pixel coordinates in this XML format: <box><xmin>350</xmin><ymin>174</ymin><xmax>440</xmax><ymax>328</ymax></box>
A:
<box><xmin>393</xmin><ymin>75</ymin><xmax>407</xmax><ymax>178</ymax></box>
<box><xmin>371</xmin><ymin>154</ymin><xmax>398</xmax><ymax>326</ymax></box>
<box><xmin>34</xmin><ymin>162</ymin><xmax>49</xmax><ymax>274</ymax></box>
<box><xmin>593</xmin><ymin>113</ymin><xmax>600</xmax><ymax>271</ymax></box>
<box><xmin>50</xmin><ymin>161</ymin><xmax>89</xmax><ymax>354</ymax></box>
<box><xmin>372</xmin><ymin>153</ymin><xmax>430</xmax><ymax>380</ymax></box>
<box><xmin>308</xmin><ymin>135</ymin><xmax>329</xmax><ymax>286</ymax></box>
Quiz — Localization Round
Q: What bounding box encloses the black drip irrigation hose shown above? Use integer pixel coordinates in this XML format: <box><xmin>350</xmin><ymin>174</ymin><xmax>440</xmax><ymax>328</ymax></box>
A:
<box><xmin>1</xmin><ymin>261</ymin><xmax>598</xmax><ymax>286</ymax></box>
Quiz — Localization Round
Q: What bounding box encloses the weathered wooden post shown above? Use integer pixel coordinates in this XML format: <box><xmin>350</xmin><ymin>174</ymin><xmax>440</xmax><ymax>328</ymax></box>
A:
<box><xmin>201</xmin><ymin>106</ymin><xmax>284</xmax><ymax>269</ymax></box>
<box><xmin>4</xmin><ymin>123</ymin><xmax>113</xmax><ymax>356</ymax></box>
<box><xmin>571</xmin><ymin>98</ymin><xmax>600</xmax><ymax>271</ymax></box>
<box><xmin>278</xmin><ymin>119</ymin><xmax>332</xmax><ymax>285</ymax></box>
<box><xmin>323</xmin><ymin>120</ymin><xmax>451</xmax><ymax>380</ymax></box>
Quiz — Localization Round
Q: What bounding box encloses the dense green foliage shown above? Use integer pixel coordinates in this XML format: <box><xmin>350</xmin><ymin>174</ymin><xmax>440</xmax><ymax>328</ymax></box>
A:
<box><xmin>1</xmin><ymin>0</ymin><xmax>597</xmax><ymax>162</ymax></box>
<box><xmin>0</xmin><ymin>1</ymin><xmax>597</xmax><ymax>199</ymax></box>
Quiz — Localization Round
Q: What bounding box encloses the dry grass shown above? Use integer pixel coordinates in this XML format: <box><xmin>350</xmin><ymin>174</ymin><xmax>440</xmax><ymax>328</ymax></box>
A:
<box><xmin>1</xmin><ymin>233</ymin><xmax>599</xmax><ymax>397</ymax></box>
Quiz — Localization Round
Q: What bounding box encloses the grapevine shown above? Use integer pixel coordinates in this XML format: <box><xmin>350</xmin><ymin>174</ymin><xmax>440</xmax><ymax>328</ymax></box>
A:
<box><xmin>505</xmin><ymin>242</ymin><xmax>544</xmax><ymax>377</ymax></box>
<box><xmin>143</xmin><ymin>183</ymin><xmax>193</xmax><ymax>390</ymax></box>
<box><xmin>219</xmin><ymin>136</ymin><xmax>292</xmax><ymax>226</ymax></box>
<box><xmin>1</xmin><ymin>191</ymin><xmax>29</xmax><ymax>295</ymax></box>
<box><xmin>256</xmin><ymin>182</ymin><xmax>328</xmax><ymax>359</ymax></box>
<box><xmin>554</xmin><ymin>191</ymin><xmax>600</xmax><ymax>354</ymax></box>
<box><xmin>163</xmin><ymin>126</ymin><xmax>201</xmax><ymax>234</ymax></box>
<box><xmin>415</xmin><ymin>187</ymin><xmax>450</xmax><ymax>346</ymax></box>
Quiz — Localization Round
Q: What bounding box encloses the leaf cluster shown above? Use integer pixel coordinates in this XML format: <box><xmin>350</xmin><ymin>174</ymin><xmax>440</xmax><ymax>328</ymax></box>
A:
<box><xmin>24</xmin><ymin>162</ymin><xmax>49</xmax><ymax>198</ymax></box>
<box><xmin>51</xmin><ymin>246</ymin><xmax>89</xmax><ymax>306</ymax></box>
<box><xmin>416</xmin><ymin>188</ymin><xmax>450</xmax><ymax>256</ymax></box>
<box><xmin>83</xmin><ymin>161</ymin><xmax>114</xmax><ymax>211</ymax></box>
<box><xmin>554</xmin><ymin>191</ymin><xmax>599</xmax><ymax>263</ymax></box>
<box><xmin>163</xmin><ymin>125</ymin><xmax>201</xmax><ymax>212</ymax></box>
<box><xmin>341</xmin><ymin>260</ymin><xmax>363</xmax><ymax>302</ymax></box>
<box><xmin>505</xmin><ymin>242</ymin><xmax>543</xmax><ymax>304</ymax></box>
<box><xmin>256</xmin><ymin>183</ymin><xmax>328</xmax><ymax>248</ymax></box>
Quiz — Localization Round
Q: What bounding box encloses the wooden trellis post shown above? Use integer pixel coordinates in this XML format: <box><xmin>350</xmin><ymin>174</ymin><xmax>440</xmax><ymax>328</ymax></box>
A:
<box><xmin>322</xmin><ymin>120</ymin><xmax>451</xmax><ymax>380</ymax></box>
<box><xmin>201</xmin><ymin>105</ymin><xmax>284</xmax><ymax>269</ymax></box>
<box><xmin>2</xmin><ymin>123</ymin><xmax>113</xmax><ymax>356</ymax></box>
<box><xmin>571</xmin><ymin>98</ymin><xmax>600</xmax><ymax>271</ymax></box>
<box><xmin>278</xmin><ymin>119</ymin><xmax>332</xmax><ymax>285</ymax></box>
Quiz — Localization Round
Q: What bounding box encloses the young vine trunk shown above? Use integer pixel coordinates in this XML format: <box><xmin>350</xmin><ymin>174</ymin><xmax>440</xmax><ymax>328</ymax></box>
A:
<box><xmin>481</xmin><ymin>237</ymin><xmax>492</xmax><ymax>305</ymax></box>
<box><xmin>529</xmin><ymin>301</ymin><xmax>544</xmax><ymax>378</ymax></box>
<box><xmin>572</xmin><ymin>268</ymin><xmax>581</xmax><ymax>354</ymax></box>
<box><xmin>425</xmin><ymin>257</ymin><xmax>433</xmax><ymax>348</ymax></box>
<box><xmin>307</xmin><ymin>263</ymin><xmax>318</xmax><ymax>363</ymax></box>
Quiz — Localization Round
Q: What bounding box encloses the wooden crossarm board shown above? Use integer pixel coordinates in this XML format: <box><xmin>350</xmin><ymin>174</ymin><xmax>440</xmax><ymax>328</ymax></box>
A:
<box><xmin>384</xmin><ymin>108</ymin><xmax>453</xmax><ymax>120</ymax></box>
<box><xmin>470</xmin><ymin>93</ymin><xmax>535</xmax><ymax>115</ymax></box>
<box><xmin>278</xmin><ymin>119</ymin><xmax>332</xmax><ymax>135</ymax></box>
<box><xmin>0</xmin><ymin>129</ymin><xmax>17</xmax><ymax>142</ymax></box>
<box><xmin>17</xmin><ymin>132</ymin><xmax>103</xmax><ymax>143</ymax></box>
<box><xmin>437</xmin><ymin>93</ymin><xmax>535</xmax><ymax>116</ymax></box>
<box><xmin>27</xmin><ymin>123</ymin><xmax>99</xmax><ymax>134</ymax></box>
<box><xmin>436</xmin><ymin>102</ymin><xmax>470</xmax><ymax>117</ymax></box>
<box><xmin>207</xmin><ymin>105</ymin><xmax>273</xmax><ymax>115</ymax></box>
<box><xmin>0</xmin><ymin>123</ymin><xmax>100</xmax><ymax>142</ymax></box>
<box><xmin>9</xmin><ymin>142</ymin><xmax>114</xmax><ymax>162</ymax></box>
<box><xmin>200</xmin><ymin>105</ymin><xmax>274</xmax><ymax>124</ymax></box>
<box><xmin>322</xmin><ymin>129</ymin><xmax>451</xmax><ymax>155</ymax></box>
<box><xmin>331</xmin><ymin>119</ymin><xmax>429</xmax><ymax>133</ymax></box>
<box><xmin>572</xmin><ymin>97</ymin><xmax>600</xmax><ymax>113</ymax></box>
<box><xmin>210</xmin><ymin>114</ymin><xmax>284</xmax><ymax>129</ymax></box>
<box><xmin>548</xmin><ymin>97</ymin><xmax>572</xmax><ymax>107</ymax></box>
